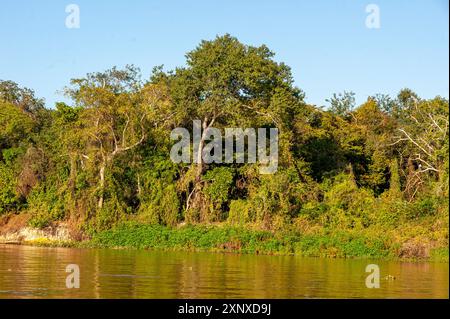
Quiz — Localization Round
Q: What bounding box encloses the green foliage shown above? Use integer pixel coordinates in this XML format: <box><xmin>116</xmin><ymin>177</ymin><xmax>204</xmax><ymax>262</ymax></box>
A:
<box><xmin>407</xmin><ymin>197</ymin><xmax>439</xmax><ymax>219</ymax></box>
<box><xmin>138</xmin><ymin>182</ymin><xmax>179</xmax><ymax>226</ymax></box>
<box><xmin>0</xmin><ymin>101</ymin><xmax>35</xmax><ymax>147</ymax></box>
<box><xmin>320</xmin><ymin>172</ymin><xmax>375</xmax><ymax>229</ymax></box>
<box><xmin>0</xmin><ymin>162</ymin><xmax>20</xmax><ymax>214</ymax></box>
<box><xmin>0</xmin><ymin>37</ymin><xmax>448</xmax><ymax>260</ymax></box>
<box><xmin>326</xmin><ymin>91</ymin><xmax>356</xmax><ymax>116</ymax></box>
<box><xmin>228</xmin><ymin>199</ymin><xmax>251</xmax><ymax>225</ymax></box>
<box><xmin>0</xmin><ymin>80</ymin><xmax>45</xmax><ymax>114</ymax></box>
<box><xmin>28</xmin><ymin>183</ymin><xmax>66</xmax><ymax>228</ymax></box>
<box><xmin>94</xmin><ymin>195</ymin><xmax>126</xmax><ymax>231</ymax></box>
<box><xmin>203</xmin><ymin>167</ymin><xmax>234</xmax><ymax>218</ymax></box>
<box><xmin>90</xmin><ymin>222</ymin><xmax>394</xmax><ymax>258</ymax></box>
<box><xmin>430</xmin><ymin>247</ymin><xmax>449</xmax><ymax>262</ymax></box>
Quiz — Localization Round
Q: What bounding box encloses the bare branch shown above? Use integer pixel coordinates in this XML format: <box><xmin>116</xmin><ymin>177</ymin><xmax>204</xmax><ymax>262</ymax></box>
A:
<box><xmin>410</xmin><ymin>151</ymin><xmax>439</xmax><ymax>172</ymax></box>
<box><xmin>397</xmin><ymin>128</ymin><xmax>433</xmax><ymax>158</ymax></box>
<box><xmin>112</xmin><ymin>113</ymin><xmax>146</xmax><ymax>155</ymax></box>
<box><xmin>122</xmin><ymin>113</ymin><xmax>130</xmax><ymax>148</ymax></box>
<box><xmin>428</xmin><ymin>113</ymin><xmax>444</xmax><ymax>133</ymax></box>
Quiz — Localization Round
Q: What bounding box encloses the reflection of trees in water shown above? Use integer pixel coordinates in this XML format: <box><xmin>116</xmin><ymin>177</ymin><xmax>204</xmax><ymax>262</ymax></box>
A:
<box><xmin>0</xmin><ymin>246</ymin><xmax>448</xmax><ymax>298</ymax></box>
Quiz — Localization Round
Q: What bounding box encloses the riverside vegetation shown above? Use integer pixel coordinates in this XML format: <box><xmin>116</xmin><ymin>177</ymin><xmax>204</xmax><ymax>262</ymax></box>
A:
<box><xmin>0</xmin><ymin>35</ymin><xmax>448</xmax><ymax>261</ymax></box>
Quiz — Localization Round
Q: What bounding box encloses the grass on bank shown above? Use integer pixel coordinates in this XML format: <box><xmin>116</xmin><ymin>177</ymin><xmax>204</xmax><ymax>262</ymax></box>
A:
<box><xmin>13</xmin><ymin>222</ymin><xmax>448</xmax><ymax>262</ymax></box>
<box><xmin>86</xmin><ymin>222</ymin><xmax>402</xmax><ymax>259</ymax></box>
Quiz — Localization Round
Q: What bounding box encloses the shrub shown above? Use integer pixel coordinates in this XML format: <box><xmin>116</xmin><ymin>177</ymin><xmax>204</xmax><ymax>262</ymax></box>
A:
<box><xmin>138</xmin><ymin>182</ymin><xmax>180</xmax><ymax>226</ymax></box>
<box><xmin>228</xmin><ymin>199</ymin><xmax>250</xmax><ymax>225</ymax></box>
<box><xmin>203</xmin><ymin>167</ymin><xmax>234</xmax><ymax>220</ymax></box>
<box><xmin>27</xmin><ymin>183</ymin><xmax>65</xmax><ymax>228</ymax></box>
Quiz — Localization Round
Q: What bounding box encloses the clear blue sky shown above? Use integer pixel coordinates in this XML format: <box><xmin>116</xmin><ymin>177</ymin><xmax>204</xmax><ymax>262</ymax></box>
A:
<box><xmin>0</xmin><ymin>0</ymin><xmax>448</xmax><ymax>108</ymax></box>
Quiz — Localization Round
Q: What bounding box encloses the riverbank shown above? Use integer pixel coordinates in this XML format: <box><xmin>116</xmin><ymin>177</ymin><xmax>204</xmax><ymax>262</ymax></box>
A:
<box><xmin>87</xmin><ymin>222</ymin><xmax>449</xmax><ymax>261</ymax></box>
<box><xmin>1</xmin><ymin>217</ymin><xmax>448</xmax><ymax>262</ymax></box>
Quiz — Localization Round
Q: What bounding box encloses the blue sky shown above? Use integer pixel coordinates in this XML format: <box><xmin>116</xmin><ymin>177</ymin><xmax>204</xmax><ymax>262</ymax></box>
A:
<box><xmin>0</xmin><ymin>0</ymin><xmax>448</xmax><ymax>108</ymax></box>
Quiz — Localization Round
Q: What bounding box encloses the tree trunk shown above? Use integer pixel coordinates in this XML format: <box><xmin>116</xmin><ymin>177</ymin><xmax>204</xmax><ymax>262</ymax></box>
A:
<box><xmin>196</xmin><ymin>137</ymin><xmax>205</xmax><ymax>181</ymax></box>
<box><xmin>98</xmin><ymin>164</ymin><xmax>105</xmax><ymax>209</ymax></box>
<box><xmin>195</xmin><ymin>119</ymin><xmax>209</xmax><ymax>181</ymax></box>
<box><xmin>137</xmin><ymin>173</ymin><xmax>142</xmax><ymax>197</ymax></box>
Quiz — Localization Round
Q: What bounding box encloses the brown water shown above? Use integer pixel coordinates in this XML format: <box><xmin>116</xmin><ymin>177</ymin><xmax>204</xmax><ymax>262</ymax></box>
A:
<box><xmin>0</xmin><ymin>244</ymin><xmax>448</xmax><ymax>298</ymax></box>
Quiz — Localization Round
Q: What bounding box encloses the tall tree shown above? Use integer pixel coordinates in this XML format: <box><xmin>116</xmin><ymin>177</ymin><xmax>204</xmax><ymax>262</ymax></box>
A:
<box><xmin>156</xmin><ymin>34</ymin><xmax>303</xmax><ymax>217</ymax></box>
<box><xmin>65</xmin><ymin>65</ymin><xmax>170</xmax><ymax>209</ymax></box>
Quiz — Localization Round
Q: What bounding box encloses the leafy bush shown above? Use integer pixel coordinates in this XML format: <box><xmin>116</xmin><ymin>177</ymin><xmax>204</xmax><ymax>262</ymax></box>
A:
<box><xmin>203</xmin><ymin>167</ymin><xmax>234</xmax><ymax>219</ymax></box>
<box><xmin>228</xmin><ymin>199</ymin><xmax>250</xmax><ymax>225</ymax></box>
<box><xmin>91</xmin><ymin>222</ymin><xmax>394</xmax><ymax>258</ymax></box>
<box><xmin>27</xmin><ymin>183</ymin><xmax>65</xmax><ymax>228</ymax></box>
<box><xmin>138</xmin><ymin>182</ymin><xmax>180</xmax><ymax>226</ymax></box>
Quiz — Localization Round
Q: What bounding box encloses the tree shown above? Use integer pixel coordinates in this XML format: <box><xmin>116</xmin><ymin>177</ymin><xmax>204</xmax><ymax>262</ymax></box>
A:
<box><xmin>0</xmin><ymin>101</ymin><xmax>35</xmax><ymax>152</ymax></box>
<box><xmin>65</xmin><ymin>65</ymin><xmax>170</xmax><ymax>209</ymax></box>
<box><xmin>0</xmin><ymin>80</ymin><xmax>45</xmax><ymax>115</ymax></box>
<box><xmin>326</xmin><ymin>91</ymin><xmax>356</xmax><ymax>117</ymax></box>
<box><xmin>390</xmin><ymin>96</ymin><xmax>449</xmax><ymax>200</ymax></box>
<box><xmin>157</xmin><ymin>34</ymin><xmax>304</xmax><ymax>218</ymax></box>
<box><xmin>0</xmin><ymin>35</ymin><xmax>448</xmax><ymax>253</ymax></box>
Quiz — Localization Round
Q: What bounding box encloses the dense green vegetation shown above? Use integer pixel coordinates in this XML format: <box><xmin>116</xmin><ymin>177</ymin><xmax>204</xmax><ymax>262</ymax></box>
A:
<box><xmin>0</xmin><ymin>35</ymin><xmax>448</xmax><ymax>259</ymax></box>
<box><xmin>90</xmin><ymin>222</ymin><xmax>394</xmax><ymax>258</ymax></box>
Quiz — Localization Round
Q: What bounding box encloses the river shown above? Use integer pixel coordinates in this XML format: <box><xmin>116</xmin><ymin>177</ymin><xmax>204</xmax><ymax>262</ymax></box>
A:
<box><xmin>0</xmin><ymin>244</ymin><xmax>448</xmax><ymax>298</ymax></box>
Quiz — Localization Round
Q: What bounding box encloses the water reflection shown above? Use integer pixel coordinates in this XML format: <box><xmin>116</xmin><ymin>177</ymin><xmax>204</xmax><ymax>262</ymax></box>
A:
<box><xmin>0</xmin><ymin>244</ymin><xmax>448</xmax><ymax>298</ymax></box>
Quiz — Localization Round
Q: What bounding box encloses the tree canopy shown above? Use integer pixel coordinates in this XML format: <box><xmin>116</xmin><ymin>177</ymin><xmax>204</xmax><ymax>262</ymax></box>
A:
<box><xmin>0</xmin><ymin>35</ymin><xmax>448</xmax><ymax>256</ymax></box>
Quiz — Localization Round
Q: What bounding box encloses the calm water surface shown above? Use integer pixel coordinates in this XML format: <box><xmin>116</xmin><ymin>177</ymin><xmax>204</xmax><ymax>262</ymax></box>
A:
<box><xmin>0</xmin><ymin>244</ymin><xmax>448</xmax><ymax>298</ymax></box>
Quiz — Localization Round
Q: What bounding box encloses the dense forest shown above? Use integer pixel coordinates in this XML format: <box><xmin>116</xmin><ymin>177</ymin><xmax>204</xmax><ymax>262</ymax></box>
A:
<box><xmin>0</xmin><ymin>35</ymin><xmax>448</xmax><ymax>259</ymax></box>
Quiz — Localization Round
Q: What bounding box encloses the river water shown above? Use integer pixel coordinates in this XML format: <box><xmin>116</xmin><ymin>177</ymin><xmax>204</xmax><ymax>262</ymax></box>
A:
<box><xmin>0</xmin><ymin>244</ymin><xmax>448</xmax><ymax>298</ymax></box>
